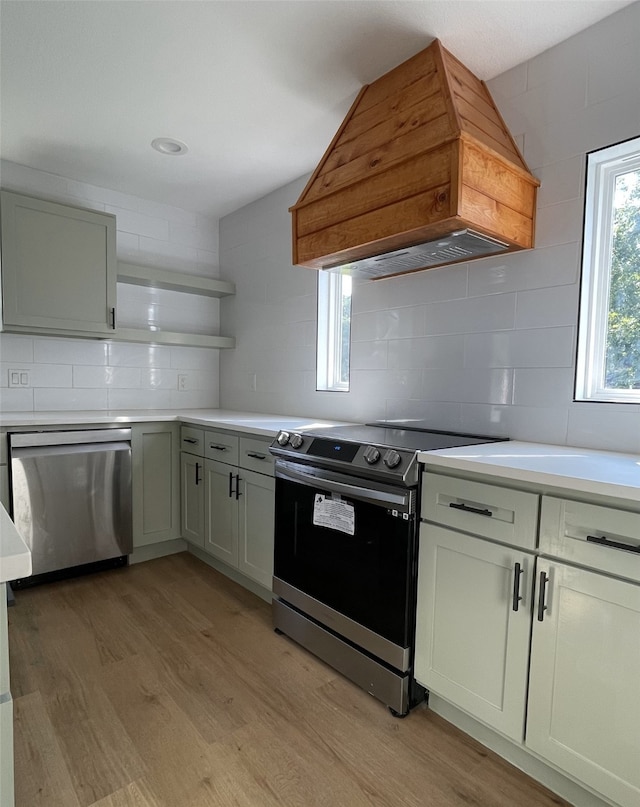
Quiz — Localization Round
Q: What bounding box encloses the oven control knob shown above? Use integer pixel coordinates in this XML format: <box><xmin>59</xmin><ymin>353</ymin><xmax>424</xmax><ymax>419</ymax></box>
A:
<box><xmin>383</xmin><ymin>449</ymin><xmax>402</xmax><ymax>469</ymax></box>
<box><xmin>290</xmin><ymin>433</ymin><xmax>304</xmax><ymax>449</ymax></box>
<box><xmin>276</xmin><ymin>431</ymin><xmax>290</xmax><ymax>447</ymax></box>
<box><xmin>363</xmin><ymin>445</ymin><xmax>381</xmax><ymax>464</ymax></box>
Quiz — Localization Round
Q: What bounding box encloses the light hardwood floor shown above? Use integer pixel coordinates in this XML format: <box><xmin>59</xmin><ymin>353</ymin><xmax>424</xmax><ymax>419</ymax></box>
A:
<box><xmin>8</xmin><ymin>553</ymin><xmax>570</xmax><ymax>807</ymax></box>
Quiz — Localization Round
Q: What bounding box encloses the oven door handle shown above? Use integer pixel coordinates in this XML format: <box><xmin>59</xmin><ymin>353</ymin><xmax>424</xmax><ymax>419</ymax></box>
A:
<box><xmin>275</xmin><ymin>462</ymin><xmax>413</xmax><ymax>513</ymax></box>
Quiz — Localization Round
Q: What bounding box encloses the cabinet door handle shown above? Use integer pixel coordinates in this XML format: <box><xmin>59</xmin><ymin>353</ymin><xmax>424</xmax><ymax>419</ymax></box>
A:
<box><xmin>195</xmin><ymin>462</ymin><xmax>201</xmax><ymax>485</ymax></box>
<box><xmin>110</xmin><ymin>307</ymin><xmax>117</xmax><ymax>329</ymax></box>
<box><xmin>183</xmin><ymin>437</ymin><xmax>198</xmax><ymax>444</ymax></box>
<box><xmin>537</xmin><ymin>571</ymin><xmax>549</xmax><ymax>622</ymax></box>
<box><xmin>512</xmin><ymin>562</ymin><xmax>523</xmax><ymax>612</ymax></box>
<box><xmin>228</xmin><ymin>471</ymin><xmax>234</xmax><ymax>498</ymax></box>
<box><xmin>235</xmin><ymin>473</ymin><xmax>242</xmax><ymax>500</ymax></box>
<box><xmin>246</xmin><ymin>452</ymin><xmax>266</xmax><ymax>460</ymax></box>
<box><xmin>449</xmin><ymin>502</ymin><xmax>493</xmax><ymax>517</ymax></box>
<box><xmin>209</xmin><ymin>444</ymin><xmax>228</xmax><ymax>452</ymax></box>
<box><xmin>586</xmin><ymin>534</ymin><xmax>640</xmax><ymax>554</ymax></box>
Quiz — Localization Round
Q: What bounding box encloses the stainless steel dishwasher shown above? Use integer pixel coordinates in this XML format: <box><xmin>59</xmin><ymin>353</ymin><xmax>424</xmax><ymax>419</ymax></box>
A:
<box><xmin>9</xmin><ymin>429</ymin><xmax>132</xmax><ymax>586</ymax></box>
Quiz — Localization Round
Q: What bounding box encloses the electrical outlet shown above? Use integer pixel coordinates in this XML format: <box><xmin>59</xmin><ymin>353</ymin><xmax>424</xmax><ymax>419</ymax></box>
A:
<box><xmin>8</xmin><ymin>369</ymin><xmax>31</xmax><ymax>388</ymax></box>
<box><xmin>177</xmin><ymin>374</ymin><xmax>188</xmax><ymax>391</ymax></box>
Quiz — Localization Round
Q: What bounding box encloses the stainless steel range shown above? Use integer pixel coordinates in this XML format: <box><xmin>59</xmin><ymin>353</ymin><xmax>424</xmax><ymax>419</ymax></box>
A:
<box><xmin>269</xmin><ymin>421</ymin><xmax>505</xmax><ymax>716</ymax></box>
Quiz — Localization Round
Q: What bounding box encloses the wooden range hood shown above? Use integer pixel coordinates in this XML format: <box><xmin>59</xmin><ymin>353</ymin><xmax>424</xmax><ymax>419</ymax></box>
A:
<box><xmin>290</xmin><ymin>39</ymin><xmax>539</xmax><ymax>280</ymax></box>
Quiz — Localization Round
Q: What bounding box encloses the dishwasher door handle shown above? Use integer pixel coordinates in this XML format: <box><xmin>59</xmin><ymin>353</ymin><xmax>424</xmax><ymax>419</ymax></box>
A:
<box><xmin>10</xmin><ymin>428</ymin><xmax>132</xmax><ymax>449</ymax></box>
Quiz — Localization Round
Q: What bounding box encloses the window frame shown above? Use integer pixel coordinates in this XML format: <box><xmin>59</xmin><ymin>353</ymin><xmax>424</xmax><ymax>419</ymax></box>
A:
<box><xmin>575</xmin><ymin>136</ymin><xmax>640</xmax><ymax>403</ymax></box>
<box><xmin>316</xmin><ymin>270</ymin><xmax>351</xmax><ymax>392</ymax></box>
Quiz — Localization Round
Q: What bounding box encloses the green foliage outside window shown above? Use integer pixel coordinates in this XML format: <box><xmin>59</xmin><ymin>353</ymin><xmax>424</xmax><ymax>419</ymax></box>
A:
<box><xmin>606</xmin><ymin>171</ymin><xmax>640</xmax><ymax>389</ymax></box>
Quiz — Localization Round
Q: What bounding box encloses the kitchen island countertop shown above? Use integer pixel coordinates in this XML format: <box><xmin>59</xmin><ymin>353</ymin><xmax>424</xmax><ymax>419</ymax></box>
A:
<box><xmin>419</xmin><ymin>440</ymin><xmax>640</xmax><ymax>505</ymax></box>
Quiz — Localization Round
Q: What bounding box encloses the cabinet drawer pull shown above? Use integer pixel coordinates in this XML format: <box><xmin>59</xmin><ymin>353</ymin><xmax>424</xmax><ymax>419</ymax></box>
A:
<box><xmin>246</xmin><ymin>451</ymin><xmax>266</xmax><ymax>460</ymax></box>
<box><xmin>586</xmin><ymin>534</ymin><xmax>640</xmax><ymax>554</ymax></box>
<box><xmin>209</xmin><ymin>444</ymin><xmax>228</xmax><ymax>451</ymax></box>
<box><xmin>183</xmin><ymin>437</ymin><xmax>198</xmax><ymax>444</ymax></box>
<box><xmin>195</xmin><ymin>462</ymin><xmax>201</xmax><ymax>485</ymax></box>
<box><xmin>512</xmin><ymin>562</ymin><xmax>523</xmax><ymax>612</ymax></box>
<box><xmin>110</xmin><ymin>307</ymin><xmax>117</xmax><ymax>329</ymax></box>
<box><xmin>449</xmin><ymin>502</ymin><xmax>493</xmax><ymax>517</ymax></box>
<box><xmin>537</xmin><ymin>571</ymin><xmax>549</xmax><ymax>622</ymax></box>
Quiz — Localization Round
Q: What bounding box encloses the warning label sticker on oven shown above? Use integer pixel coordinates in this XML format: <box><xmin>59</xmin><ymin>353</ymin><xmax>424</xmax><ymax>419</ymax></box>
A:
<box><xmin>313</xmin><ymin>493</ymin><xmax>355</xmax><ymax>535</ymax></box>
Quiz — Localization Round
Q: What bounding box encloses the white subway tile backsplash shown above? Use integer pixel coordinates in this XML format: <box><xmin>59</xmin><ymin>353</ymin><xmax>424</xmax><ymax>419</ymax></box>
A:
<box><xmin>468</xmin><ymin>243</ymin><xmax>580</xmax><ymax>297</ymax></box>
<box><xmin>73</xmin><ymin>366</ymin><xmax>141</xmax><ymax>388</ymax></box>
<box><xmin>424</xmin><ymin>294</ymin><xmax>516</xmax><ymax>335</ymax></box>
<box><xmin>465</xmin><ymin>327</ymin><xmax>575</xmax><ymax>369</ymax></box>
<box><xmin>567</xmin><ymin>404</ymin><xmax>640</xmax><ymax>454</ymax></box>
<box><xmin>506</xmin><ymin>405</ymin><xmax>569</xmax><ymax>445</ymax></box>
<box><xmin>352</xmin><ymin>307</ymin><xmax>426</xmax><ymax>342</ymax></box>
<box><xmin>350</xmin><ymin>340</ymin><xmax>388</xmax><ymax>371</ymax></box>
<box><xmin>139</xmin><ymin>368</ymin><xmax>178</xmax><ymax>390</ymax></box>
<box><xmin>421</xmin><ymin>368</ymin><xmax>514</xmax><ymax>406</ymax></box>
<box><xmin>0</xmin><ymin>335</ymin><xmax>34</xmax><ymax>363</ymax></box>
<box><xmin>107</xmin><ymin>342</ymin><xmax>172</xmax><ymax>368</ymax></box>
<box><xmin>169</xmin><ymin>221</ymin><xmax>218</xmax><ymax>252</ymax></box>
<box><xmin>34</xmin><ymin>338</ymin><xmax>109</xmax><ymax>366</ymax></box>
<box><xmin>515</xmin><ymin>284</ymin><xmax>579</xmax><ymax>329</ymax></box>
<box><xmin>387</xmin><ymin>335</ymin><xmax>465</xmax><ymax>370</ymax></box>
<box><xmin>170</xmin><ymin>346</ymin><xmax>219</xmax><ymax>371</ymax></box>
<box><xmin>534</xmin><ymin>198</ymin><xmax>584</xmax><ymax>248</ymax></box>
<box><xmin>35</xmin><ymin>388</ymin><xmax>108</xmax><ymax>411</ymax></box>
<box><xmin>513</xmin><ymin>368</ymin><xmax>575</xmax><ymax>407</ymax></box>
<box><xmin>107</xmin><ymin>388</ymin><xmax>172</xmax><ymax>410</ymax></box>
<box><xmin>0</xmin><ymin>388</ymin><xmax>34</xmax><ymax>412</ymax></box>
<box><xmin>536</xmin><ymin>156</ymin><xmax>584</xmax><ymax>208</ymax></box>
<box><xmin>106</xmin><ymin>205</ymin><xmax>169</xmax><ymax>241</ymax></box>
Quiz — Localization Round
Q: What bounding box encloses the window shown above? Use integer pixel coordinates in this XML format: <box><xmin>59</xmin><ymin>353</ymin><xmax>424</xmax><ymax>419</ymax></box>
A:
<box><xmin>316</xmin><ymin>270</ymin><xmax>352</xmax><ymax>391</ymax></box>
<box><xmin>576</xmin><ymin>136</ymin><xmax>640</xmax><ymax>402</ymax></box>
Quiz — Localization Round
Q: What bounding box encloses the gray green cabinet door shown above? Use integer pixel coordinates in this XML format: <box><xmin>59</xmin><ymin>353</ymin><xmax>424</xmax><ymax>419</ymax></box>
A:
<box><xmin>180</xmin><ymin>452</ymin><xmax>205</xmax><ymax>548</ymax></box>
<box><xmin>415</xmin><ymin>523</ymin><xmax>533</xmax><ymax>742</ymax></box>
<box><xmin>1</xmin><ymin>190</ymin><xmax>116</xmax><ymax>335</ymax></box>
<box><xmin>132</xmin><ymin>423</ymin><xmax>180</xmax><ymax>547</ymax></box>
<box><xmin>204</xmin><ymin>458</ymin><xmax>238</xmax><ymax>566</ymax></box>
<box><xmin>238</xmin><ymin>469</ymin><xmax>274</xmax><ymax>589</ymax></box>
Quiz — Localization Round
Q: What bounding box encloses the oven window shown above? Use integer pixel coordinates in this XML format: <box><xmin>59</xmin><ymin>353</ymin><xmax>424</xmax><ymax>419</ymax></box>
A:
<box><xmin>273</xmin><ymin>477</ymin><xmax>414</xmax><ymax>647</ymax></box>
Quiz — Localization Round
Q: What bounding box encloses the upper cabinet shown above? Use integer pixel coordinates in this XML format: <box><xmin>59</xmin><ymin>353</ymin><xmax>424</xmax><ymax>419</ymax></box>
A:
<box><xmin>1</xmin><ymin>190</ymin><xmax>117</xmax><ymax>336</ymax></box>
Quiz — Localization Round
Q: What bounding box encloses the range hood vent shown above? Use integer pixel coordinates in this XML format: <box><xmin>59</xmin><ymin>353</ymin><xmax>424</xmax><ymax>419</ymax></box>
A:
<box><xmin>290</xmin><ymin>39</ymin><xmax>539</xmax><ymax>280</ymax></box>
<box><xmin>326</xmin><ymin>229</ymin><xmax>509</xmax><ymax>280</ymax></box>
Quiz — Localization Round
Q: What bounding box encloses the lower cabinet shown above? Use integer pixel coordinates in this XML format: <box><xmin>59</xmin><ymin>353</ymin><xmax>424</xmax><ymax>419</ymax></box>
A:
<box><xmin>204</xmin><ymin>455</ymin><xmax>275</xmax><ymax>590</ymax></box>
<box><xmin>131</xmin><ymin>423</ymin><xmax>180</xmax><ymax>548</ymax></box>
<box><xmin>180</xmin><ymin>426</ymin><xmax>276</xmax><ymax>591</ymax></box>
<box><xmin>526</xmin><ymin>560</ymin><xmax>640</xmax><ymax>807</ymax></box>
<box><xmin>417</xmin><ymin>471</ymin><xmax>640</xmax><ymax>807</ymax></box>
<box><xmin>415</xmin><ymin>523</ymin><xmax>533</xmax><ymax>742</ymax></box>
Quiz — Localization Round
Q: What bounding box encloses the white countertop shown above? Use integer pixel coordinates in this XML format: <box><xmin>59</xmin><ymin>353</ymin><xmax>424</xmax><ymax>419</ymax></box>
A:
<box><xmin>419</xmin><ymin>441</ymin><xmax>640</xmax><ymax>504</ymax></box>
<box><xmin>0</xmin><ymin>504</ymin><xmax>31</xmax><ymax>583</ymax></box>
<box><xmin>0</xmin><ymin>409</ymin><xmax>350</xmax><ymax>438</ymax></box>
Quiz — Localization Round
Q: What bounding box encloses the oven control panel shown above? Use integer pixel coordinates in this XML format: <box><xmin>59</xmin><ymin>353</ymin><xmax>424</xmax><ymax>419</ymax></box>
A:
<box><xmin>270</xmin><ymin>430</ymin><xmax>418</xmax><ymax>485</ymax></box>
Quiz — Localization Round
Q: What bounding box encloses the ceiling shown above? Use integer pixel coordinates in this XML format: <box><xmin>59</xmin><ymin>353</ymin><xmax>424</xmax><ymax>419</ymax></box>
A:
<box><xmin>1</xmin><ymin>0</ymin><xmax>635</xmax><ymax>219</ymax></box>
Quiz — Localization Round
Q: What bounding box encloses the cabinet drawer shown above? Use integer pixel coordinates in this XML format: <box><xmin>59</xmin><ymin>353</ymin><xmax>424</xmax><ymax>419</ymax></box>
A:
<box><xmin>540</xmin><ymin>496</ymin><xmax>640</xmax><ymax>584</ymax></box>
<box><xmin>240</xmin><ymin>436</ymin><xmax>274</xmax><ymax>476</ymax></box>
<box><xmin>180</xmin><ymin>426</ymin><xmax>205</xmax><ymax>456</ymax></box>
<box><xmin>421</xmin><ymin>472</ymin><xmax>539</xmax><ymax>550</ymax></box>
<box><xmin>204</xmin><ymin>430</ymin><xmax>239</xmax><ymax>465</ymax></box>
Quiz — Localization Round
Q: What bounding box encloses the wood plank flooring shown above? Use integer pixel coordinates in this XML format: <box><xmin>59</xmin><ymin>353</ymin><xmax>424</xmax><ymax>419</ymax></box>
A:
<box><xmin>8</xmin><ymin>553</ymin><xmax>570</xmax><ymax>807</ymax></box>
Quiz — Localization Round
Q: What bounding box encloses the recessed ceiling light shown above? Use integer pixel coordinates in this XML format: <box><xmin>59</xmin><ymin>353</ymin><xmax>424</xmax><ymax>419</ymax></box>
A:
<box><xmin>151</xmin><ymin>137</ymin><xmax>188</xmax><ymax>156</ymax></box>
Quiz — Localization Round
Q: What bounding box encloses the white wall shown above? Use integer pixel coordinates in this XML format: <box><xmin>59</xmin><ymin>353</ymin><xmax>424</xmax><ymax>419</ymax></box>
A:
<box><xmin>219</xmin><ymin>2</ymin><xmax>640</xmax><ymax>453</ymax></box>
<box><xmin>0</xmin><ymin>161</ymin><xmax>221</xmax><ymax>411</ymax></box>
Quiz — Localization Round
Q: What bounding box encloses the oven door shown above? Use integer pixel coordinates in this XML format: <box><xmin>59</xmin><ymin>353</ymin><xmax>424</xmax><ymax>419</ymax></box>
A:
<box><xmin>273</xmin><ymin>460</ymin><xmax>416</xmax><ymax>670</ymax></box>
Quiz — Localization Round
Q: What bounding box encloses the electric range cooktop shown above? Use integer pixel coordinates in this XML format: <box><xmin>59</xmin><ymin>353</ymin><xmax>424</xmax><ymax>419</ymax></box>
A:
<box><xmin>270</xmin><ymin>419</ymin><xmax>507</xmax><ymax>486</ymax></box>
